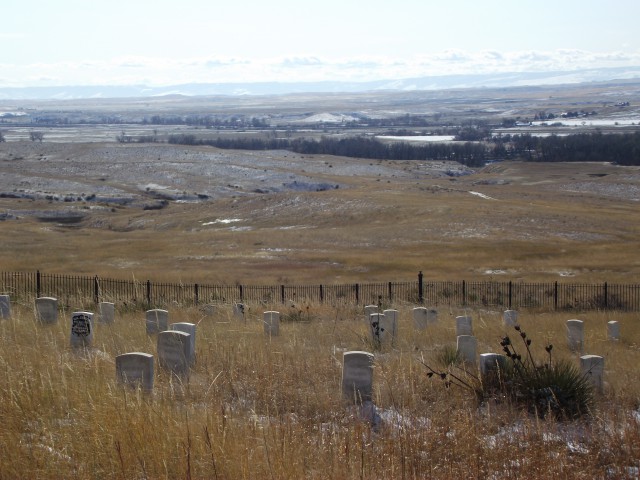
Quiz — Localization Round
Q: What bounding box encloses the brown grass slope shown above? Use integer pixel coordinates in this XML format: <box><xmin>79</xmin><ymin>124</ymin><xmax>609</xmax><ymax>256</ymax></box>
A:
<box><xmin>1</xmin><ymin>142</ymin><xmax>640</xmax><ymax>285</ymax></box>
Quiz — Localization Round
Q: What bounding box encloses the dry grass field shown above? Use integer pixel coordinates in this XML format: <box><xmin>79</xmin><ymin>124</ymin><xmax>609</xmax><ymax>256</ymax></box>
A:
<box><xmin>0</xmin><ymin>302</ymin><xmax>639</xmax><ymax>479</ymax></box>
<box><xmin>1</xmin><ymin>140</ymin><xmax>640</xmax><ymax>285</ymax></box>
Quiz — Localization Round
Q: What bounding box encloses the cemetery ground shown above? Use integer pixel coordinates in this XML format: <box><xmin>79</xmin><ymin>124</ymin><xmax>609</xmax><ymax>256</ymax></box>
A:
<box><xmin>1</xmin><ymin>301</ymin><xmax>640</xmax><ymax>479</ymax></box>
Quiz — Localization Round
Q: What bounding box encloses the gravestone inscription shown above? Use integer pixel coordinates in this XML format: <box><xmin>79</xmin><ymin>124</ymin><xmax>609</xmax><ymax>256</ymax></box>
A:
<box><xmin>70</xmin><ymin>311</ymin><xmax>94</xmax><ymax>348</ymax></box>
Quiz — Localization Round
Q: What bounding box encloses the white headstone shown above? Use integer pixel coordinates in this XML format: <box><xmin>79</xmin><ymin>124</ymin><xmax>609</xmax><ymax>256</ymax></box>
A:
<box><xmin>457</xmin><ymin>335</ymin><xmax>477</xmax><ymax>364</ymax></box>
<box><xmin>503</xmin><ymin>310</ymin><xmax>518</xmax><ymax>327</ymax></box>
<box><xmin>342</xmin><ymin>351</ymin><xmax>374</xmax><ymax>402</ymax></box>
<box><xmin>157</xmin><ymin>330</ymin><xmax>191</xmax><ymax>377</ymax></box>
<box><xmin>36</xmin><ymin>297</ymin><xmax>58</xmax><ymax>324</ymax></box>
<box><xmin>566</xmin><ymin>319</ymin><xmax>584</xmax><ymax>353</ymax></box>
<box><xmin>98</xmin><ymin>302</ymin><xmax>115</xmax><ymax>324</ymax></box>
<box><xmin>479</xmin><ymin>353</ymin><xmax>507</xmax><ymax>385</ymax></box>
<box><xmin>233</xmin><ymin>303</ymin><xmax>245</xmax><ymax>320</ymax></box>
<box><xmin>364</xmin><ymin>305</ymin><xmax>378</xmax><ymax>323</ymax></box>
<box><xmin>145</xmin><ymin>309</ymin><xmax>168</xmax><ymax>334</ymax></box>
<box><xmin>70</xmin><ymin>311</ymin><xmax>94</xmax><ymax>348</ymax></box>
<box><xmin>0</xmin><ymin>295</ymin><xmax>10</xmax><ymax>319</ymax></box>
<box><xmin>412</xmin><ymin>307</ymin><xmax>428</xmax><ymax>330</ymax></box>
<box><xmin>369</xmin><ymin>313</ymin><xmax>392</xmax><ymax>344</ymax></box>
<box><xmin>456</xmin><ymin>315</ymin><xmax>473</xmax><ymax>336</ymax></box>
<box><xmin>607</xmin><ymin>321</ymin><xmax>620</xmax><ymax>341</ymax></box>
<box><xmin>169</xmin><ymin>322</ymin><xmax>196</xmax><ymax>365</ymax></box>
<box><xmin>116</xmin><ymin>352</ymin><xmax>154</xmax><ymax>392</ymax></box>
<box><xmin>580</xmin><ymin>354</ymin><xmax>604</xmax><ymax>393</ymax></box>
<box><xmin>382</xmin><ymin>309</ymin><xmax>399</xmax><ymax>339</ymax></box>
<box><xmin>263</xmin><ymin>311</ymin><xmax>280</xmax><ymax>336</ymax></box>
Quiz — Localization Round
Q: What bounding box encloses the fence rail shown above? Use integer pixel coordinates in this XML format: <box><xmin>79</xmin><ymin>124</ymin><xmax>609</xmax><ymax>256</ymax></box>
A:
<box><xmin>2</xmin><ymin>271</ymin><xmax>640</xmax><ymax>311</ymax></box>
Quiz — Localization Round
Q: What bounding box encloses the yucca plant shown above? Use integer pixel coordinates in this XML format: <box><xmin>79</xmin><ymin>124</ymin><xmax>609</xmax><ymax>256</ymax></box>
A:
<box><xmin>499</xmin><ymin>326</ymin><xmax>594</xmax><ymax>419</ymax></box>
<box><xmin>423</xmin><ymin>326</ymin><xmax>594</xmax><ymax>419</ymax></box>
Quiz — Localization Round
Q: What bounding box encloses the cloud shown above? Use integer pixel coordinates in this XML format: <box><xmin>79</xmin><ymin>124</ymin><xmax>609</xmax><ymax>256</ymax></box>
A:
<box><xmin>280</xmin><ymin>56</ymin><xmax>324</xmax><ymax>67</ymax></box>
<box><xmin>1</xmin><ymin>48</ymin><xmax>639</xmax><ymax>88</ymax></box>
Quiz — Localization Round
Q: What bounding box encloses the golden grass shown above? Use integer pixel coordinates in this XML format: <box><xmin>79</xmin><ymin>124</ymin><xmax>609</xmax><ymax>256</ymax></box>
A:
<box><xmin>1</xmin><ymin>301</ymin><xmax>639</xmax><ymax>479</ymax></box>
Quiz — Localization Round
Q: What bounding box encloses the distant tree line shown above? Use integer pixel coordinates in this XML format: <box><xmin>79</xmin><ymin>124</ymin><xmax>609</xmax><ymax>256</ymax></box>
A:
<box><xmin>167</xmin><ymin>134</ymin><xmax>488</xmax><ymax>167</ymax></box>
<box><xmin>495</xmin><ymin>132</ymin><xmax>640</xmax><ymax>165</ymax></box>
<box><xmin>167</xmin><ymin>131</ymin><xmax>640</xmax><ymax>166</ymax></box>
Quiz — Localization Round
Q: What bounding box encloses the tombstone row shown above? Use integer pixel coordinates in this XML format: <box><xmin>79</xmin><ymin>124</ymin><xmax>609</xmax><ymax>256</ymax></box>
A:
<box><xmin>341</xmin><ymin>346</ymin><xmax>606</xmax><ymax>412</ymax></box>
<box><xmin>27</xmin><ymin>298</ymin><xmax>198</xmax><ymax>390</ymax></box>
<box><xmin>20</xmin><ymin>297</ymin><xmax>615</xmax><ymax>395</ymax></box>
<box><xmin>566</xmin><ymin>318</ymin><xmax>621</xmax><ymax>354</ymax></box>
<box><xmin>33</xmin><ymin>297</ymin><xmax>116</xmax><ymax>325</ymax></box>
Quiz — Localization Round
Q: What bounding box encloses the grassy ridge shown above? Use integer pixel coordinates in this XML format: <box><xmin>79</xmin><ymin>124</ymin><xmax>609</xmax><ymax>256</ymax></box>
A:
<box><xmin>2</xmin><ymin>154</ymin><xmax>640</xmax><ymax>285</ymax></box>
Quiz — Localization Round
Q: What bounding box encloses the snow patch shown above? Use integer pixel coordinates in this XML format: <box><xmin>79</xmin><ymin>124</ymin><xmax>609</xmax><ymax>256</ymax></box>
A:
<box><xmin>469</xmin><ymin>191</ymin><xmax>496</xmax><ymax>200</ymax></box>
<box><xmin>202</xmin><ymin>218</ymin><xmax>242</xmax><ymax>226</ymax></box>
<box><xmin>377</xmin><ymin>135</ymin><xmax>456</xmax><ymax>142</ymax></box>
<box><xmin>298</xmin><ymin>113</ymin><xmax>356</xmax><ymax>123</ymax></box>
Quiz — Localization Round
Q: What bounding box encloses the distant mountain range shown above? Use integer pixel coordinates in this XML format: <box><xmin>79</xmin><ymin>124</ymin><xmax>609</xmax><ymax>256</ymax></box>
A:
<box><xmin>2</xmin><ymin>66</ymin><xmax>640</xmax><ymax>100</ymax></box>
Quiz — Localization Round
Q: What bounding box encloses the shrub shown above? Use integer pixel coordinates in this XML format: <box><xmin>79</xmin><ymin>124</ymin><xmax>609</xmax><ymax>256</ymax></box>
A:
<box><xmin>423</xmin><ymin>326</ymin><xmax>595</xmax><ymax>419</ymax></box>
<box><xmin>499</xmin><ymin>327</ymin><xmax>594</xmax><ymax>419</ymax></box>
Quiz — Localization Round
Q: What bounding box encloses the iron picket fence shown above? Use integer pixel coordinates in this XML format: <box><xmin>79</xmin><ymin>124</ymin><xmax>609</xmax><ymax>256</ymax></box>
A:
<box><xmin>2</xmin><ymin>270</ymin><xmax>640</xmax><ymax>311</ymax></box>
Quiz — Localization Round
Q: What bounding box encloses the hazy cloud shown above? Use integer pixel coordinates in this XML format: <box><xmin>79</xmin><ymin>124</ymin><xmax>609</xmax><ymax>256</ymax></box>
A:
<box><xmin>1</xmin><ymin>48</ymin><xmax>639</xmax><ymax>88</ymax></box>
<box><xmin>281</xmin><ymin>56</ymin><xmax>324</xmax><ymax>67</ymax></box>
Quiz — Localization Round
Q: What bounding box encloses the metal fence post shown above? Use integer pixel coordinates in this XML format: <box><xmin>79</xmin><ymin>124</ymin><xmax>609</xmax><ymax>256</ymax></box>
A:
<box><xmin>94</xmin><ymin>275</ymin><xmax>99</xmax><ymax>305</ymax></box>
<box><xmin>508</xmin><ymin>280</ymin><xmax>512</xmax><ymax>309</ymax></box>
<box><xmin>281</xmin><ymin>284</ymin><xmax>285</xmax><ymax>304</ymax></box>
<box><xmin>319</xmin><ymin>284</ymin><xmax>324</xmax><ymax>303</ymax></box>
<box><xmin>36</xmin><ymin>270</ymin><xmax>41</xmax><ymax>298</ymax></box>
<box><xmin>462</xmin><ymin>280</ymin><xmax>466</xmax><ymax>306</ymax></box>
<box><xmin>554</xmin><ymin>281</ymin><xmax>558</xmax><ymax>310</ymax></box>
<box><xmin>194</xmin><ymin>283</ymin><xmax>199</xmax><ymax>306</ymax></box>
<box><xmin>355</xmin><ymin>284</ymin><xmax>359</xmax><ymax>305</ymax></box>
<box><xmin>604</xmin><ymin>282</ymin><xmax>608</xmax><ymax>309</ymax></box>
<box><xmin>146</xmin><ymin>280</ymin><xmax>151</xmax><ymax>308</ymax></box>
<box><xmin>418</xmin><ymin>271</ymin><xmax>424</xmax><ymax>304</ymax></box>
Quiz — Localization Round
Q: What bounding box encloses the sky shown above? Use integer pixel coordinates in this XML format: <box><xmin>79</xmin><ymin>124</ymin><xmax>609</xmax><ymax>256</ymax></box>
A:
<box><xmin>2</xmin><ymin>0</ymin><xmax>640</xmax><ymax>88</ymax></box>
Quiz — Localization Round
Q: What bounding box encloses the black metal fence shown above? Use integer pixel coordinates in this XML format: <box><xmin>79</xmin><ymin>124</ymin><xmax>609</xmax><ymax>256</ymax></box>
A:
<box><xmin>2</xmin><ymin>270</ymin><xmax>640</xmax><ymax>311</ymax></box>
